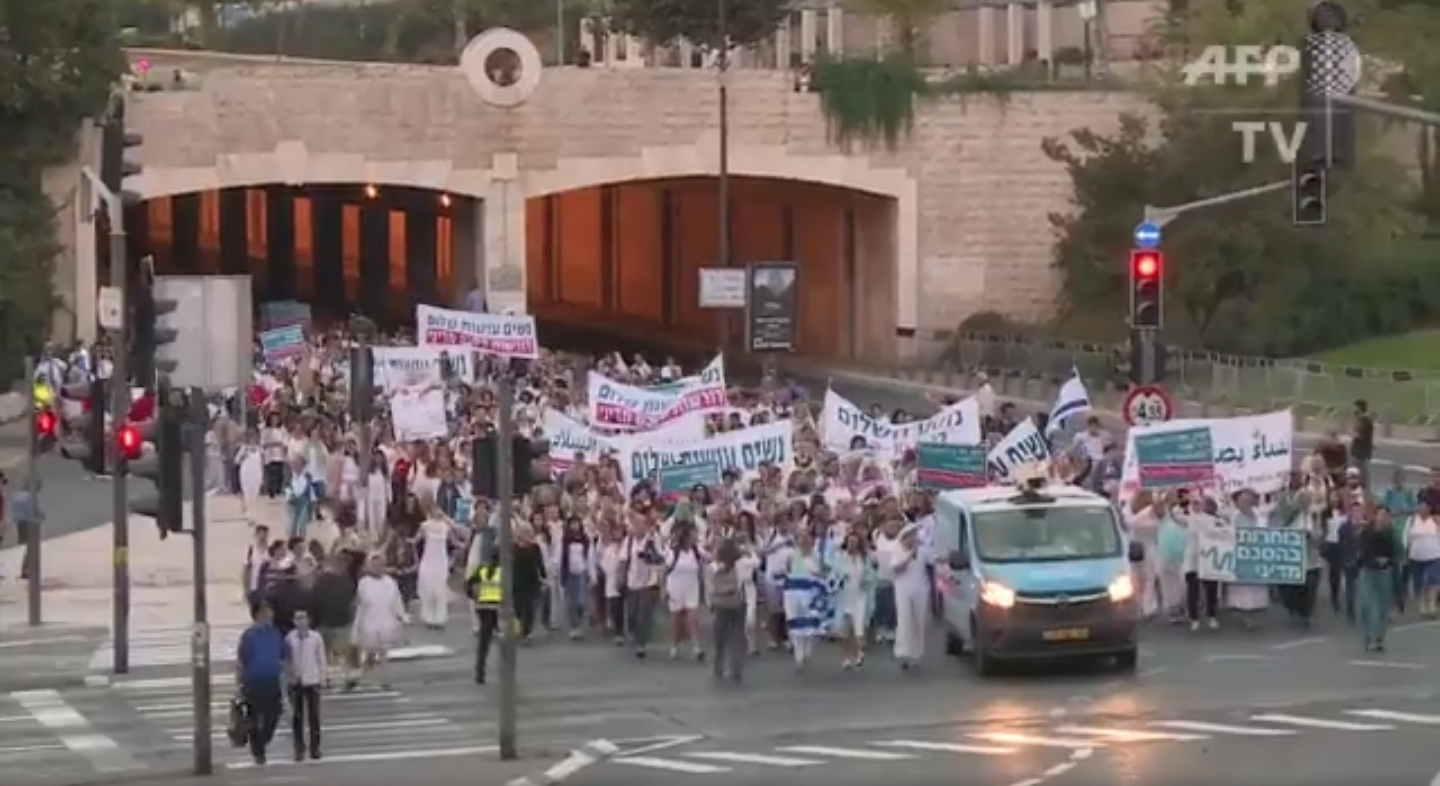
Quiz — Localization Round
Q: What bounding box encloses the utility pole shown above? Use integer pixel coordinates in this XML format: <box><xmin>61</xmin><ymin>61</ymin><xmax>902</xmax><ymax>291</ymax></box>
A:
<box><xmin>107</xmin><ymin>195</ymin><xmax>131</xmax><ymax>675</ymax></box>
<box><xmin>495</xmin><ymin>376</ymin><xmax>518</xmax><ymax>761</ymax></box>
<box><xmin>187</xmin><ymin>386</ymin><xmax>212</xmax><ymax>776</ymax></box>
<box><xmin>24</xmin><ymin>356</ymin><xmax>41</xmax><ymax>627</ymax></box>
<box><xmin>716</xmin><ymin>0</ymin><xmax>731</xmax><ymax>353</ymax></box>
<box><xmin>350</xmin><ymin>316</ymin><xmax>376</xmax><ymax>536</ymax></box>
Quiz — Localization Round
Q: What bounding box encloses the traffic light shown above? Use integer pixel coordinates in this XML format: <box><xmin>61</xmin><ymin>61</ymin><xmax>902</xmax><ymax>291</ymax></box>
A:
<box><xmin>132</xmin><ymin>257</ymin><xmax>179</xmax><ymax>390</ymax></box>
<box><xmin>116</xmin><ymin>423</ymin><xmax>143</xmax><ymax>462</ymax></box>
<box><xmin>512</xmin><ymin>436</ymin><xmax>535</xmax><ymax>496</ymax></box>
<box><xmin>471</xmin><ymin>434</ymin><xmax>498</xmax><ymax>500</ymax></box>
<box><xmin>1292</xmin><ymin>161</ymin><xmax>1327</xmax><ymax>226</ymax></box>
<box><xmin>58</xmin><ymin>378</ymin><xmax>106</xmax><ymax>474</ymax></box>
<box><xmin>35</xmin><ymin>409</ymin><xmax>57</xmax><ymax>453</ymax></box>
<box><xmin>1128</xmin><ymin>249</ymin><xmax>1164</xmax><ymax>329</ymax></box>
<box><xmin>129</xmin><ymin>381</ymin><xmax>185</xmax><ymax>538</ymax></box>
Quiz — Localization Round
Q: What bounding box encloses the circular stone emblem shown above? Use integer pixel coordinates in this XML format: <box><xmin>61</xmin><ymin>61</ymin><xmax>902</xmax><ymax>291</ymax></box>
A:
<box><xmin>460</xmin><ymin>28</ymin><xmax>542</xmax><ymax>108</ymax></box>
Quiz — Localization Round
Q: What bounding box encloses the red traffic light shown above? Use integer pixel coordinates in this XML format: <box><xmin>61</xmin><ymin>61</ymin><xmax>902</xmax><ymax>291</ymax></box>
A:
<box><xmin>1132</xmin><ymin>250</ymin><xmax>1162</xmax><ymax>279</ymax></box>
<box><xmin>117</xmin><ymin>424</ymin><xmax>142</xmax><ymax>459</ymax></box>
<box><xmin>36</xmin><ymin>409</ymin><xmax>57</xmax><ymax>436</ymax></box>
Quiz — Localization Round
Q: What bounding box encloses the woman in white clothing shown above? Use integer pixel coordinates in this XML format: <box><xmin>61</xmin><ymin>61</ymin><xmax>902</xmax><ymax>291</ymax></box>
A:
<box><xmin>1125</xmin><ymin>491</ymin><xmax>1163</xmax><ymax>619</ymax></box>
<box><xmin>1405</xmin><ymin>502</ymin><xmax>1440</xmax><ymax>616</ymax></box>
<box><xmin>832</xmin><ymin>530</ymin><xmax>875</xmax><ymax>669</ymax></box>
<box><xmin>735</xmin><ymin>534</ymin><xmax>761</xmax><ymax>655</ymax></box>
<box><xmin>1225</xmin><ymin>489</ymin><xmax>1270</xmax><ymax>627</ymax></box>
<box><xmin>665</xmin><ymin>524</ymin><xmax>706</xmax><ymax>660</ymax></box>
<box><xmin>363</xmin><ymin>449</ymin><xmax>391</xmax><ymax>540</ymax></box>
<box><xmin>414</xmin><ymin>499</ymin><xmax>460</xmax><ymax>629</ymax></box>
<box><xmin>237</xmin><ymin>437</ymin><xmax>264</xmax><ymax>516</ymax></box>
<box><xmin>351</xmin><ymin>554</ymin><xmax>408</xmax><ymax>690</ymax></box>
<box><xmin>890</xmin><ymin>523</ymin><xmax>929</xmax><ymax>669</ymax></box>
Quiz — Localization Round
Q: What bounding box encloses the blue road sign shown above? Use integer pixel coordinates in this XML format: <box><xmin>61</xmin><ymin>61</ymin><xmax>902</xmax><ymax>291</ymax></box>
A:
<box><xmin>1134</xmin><ymin>222</ymin><xmax>1161</xmax><ymax>247</ymax></box>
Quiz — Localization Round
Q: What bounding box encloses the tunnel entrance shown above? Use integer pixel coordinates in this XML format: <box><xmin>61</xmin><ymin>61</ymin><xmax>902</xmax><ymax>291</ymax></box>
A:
<box><xmin>524</xmin><ymin>176</ymin><xmax>897</xmax><ymax>362</ymax></box>
<box><xmin>120</xmin><ymin>184</ymin><xmax>479</xmax><ymax>330</ymax></box>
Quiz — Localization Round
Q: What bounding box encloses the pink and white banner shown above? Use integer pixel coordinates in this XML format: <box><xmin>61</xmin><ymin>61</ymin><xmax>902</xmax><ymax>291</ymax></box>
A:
<box><xmin>416</xmin><ymin>304</ymin><xmax>538</xmax><ymax>359</ymax></box>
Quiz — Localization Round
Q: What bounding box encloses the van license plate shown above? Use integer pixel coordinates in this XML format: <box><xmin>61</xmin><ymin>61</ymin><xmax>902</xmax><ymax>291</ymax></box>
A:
<box><xmin>1042</xmin><ymin>627</ymin><xmax>1090</xmax><ymax>641</ymax></box>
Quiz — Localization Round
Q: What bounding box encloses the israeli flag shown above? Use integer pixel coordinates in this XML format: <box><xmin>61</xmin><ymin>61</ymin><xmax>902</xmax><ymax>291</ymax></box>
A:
<box><xmin>1047</xmin><ymin>369</ymin><xmax>1091</xmax><ymax>437</ymax></box>
<box><xmin>781</xmin><ymin>572</ymin><xmax>842</xmax><ymax>635</ymax></box>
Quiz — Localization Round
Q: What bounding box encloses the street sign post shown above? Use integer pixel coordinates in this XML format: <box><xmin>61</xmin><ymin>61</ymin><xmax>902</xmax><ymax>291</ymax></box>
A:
<box><xmin>1134</xmin><ymin>222</ymin><xmax>1162</xmax><ymax>248</ymax></box>
<box><xmin>1122</xmin><ymin>384</ymin><xmax>1174</xmax><ymax>427</ymax></box>
<box><xmin>98</xmin><ymin>286</ymin><xmax>124</xmax><ymax>331</ymax></box>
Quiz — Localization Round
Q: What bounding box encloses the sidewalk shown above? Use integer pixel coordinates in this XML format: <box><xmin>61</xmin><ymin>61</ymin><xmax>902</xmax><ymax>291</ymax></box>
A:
<box><xmin>0</xmin><ymin>496</ymin><xmax>300</xmax><ymax>631</ymax></box>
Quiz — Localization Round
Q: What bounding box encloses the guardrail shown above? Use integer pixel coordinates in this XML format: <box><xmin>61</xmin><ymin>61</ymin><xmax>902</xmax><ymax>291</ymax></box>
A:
<box><xmin>921</xmin><ymin>333</ymin><xmax>1440</xmax><ymax>426</ymax></box>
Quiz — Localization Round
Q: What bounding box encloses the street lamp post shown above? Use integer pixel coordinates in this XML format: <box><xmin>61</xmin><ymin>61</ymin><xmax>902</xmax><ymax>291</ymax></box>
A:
<box><xmin>716</xmin><ymin>0</ymin><xmax>732</xmax><ymax>351</ymax></box>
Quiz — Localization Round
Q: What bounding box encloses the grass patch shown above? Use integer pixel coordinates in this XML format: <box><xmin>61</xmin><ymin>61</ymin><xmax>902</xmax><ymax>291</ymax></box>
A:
<box><xmin>1307</xmin><ymin>330</ymin><xmax>1440</xmax><ymax>372</ymax></box>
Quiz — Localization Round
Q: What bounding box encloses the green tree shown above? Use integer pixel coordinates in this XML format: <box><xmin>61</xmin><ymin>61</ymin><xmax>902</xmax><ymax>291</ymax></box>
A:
<box><xmin>607</xmin><ymin>0</ymin><xmax>788</xmax><ymax>49</ymax></box>
<box><xmin>0</xmin><ymin>0</ymin><xmax>126</xmax><ymax>384</ymax></box>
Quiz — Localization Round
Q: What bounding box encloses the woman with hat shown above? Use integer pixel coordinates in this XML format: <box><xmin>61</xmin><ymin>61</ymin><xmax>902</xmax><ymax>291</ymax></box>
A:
<box><xmin>890</xmin><ymin>521</ymin><xmax>929</xmax><ymax>670</ymax></box>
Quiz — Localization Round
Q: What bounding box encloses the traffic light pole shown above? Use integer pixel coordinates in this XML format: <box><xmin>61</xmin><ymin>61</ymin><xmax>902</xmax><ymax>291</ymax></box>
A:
<box><xmin>24</xmin><ymin>356</ymin><xmax>41</xmax><ymax>627</ymax></box>
<box><xmin>496</xmin><ymin>375</ymin><xmax>517</xmax><ymax>761</ymax></box>
<box><xmin>1142</xmin><ymin>180</ymin><xmax>1291</xmax><ymax>229</ymax></box>
<box><xmin>187</xmin><ymin>388</ymin><xmax>213</xmax><ymax>776</ymax></box>
<box><xmin>106</xmin><ymin>199</ymin><xmax>132</xmax><ymax>675</ymax></box>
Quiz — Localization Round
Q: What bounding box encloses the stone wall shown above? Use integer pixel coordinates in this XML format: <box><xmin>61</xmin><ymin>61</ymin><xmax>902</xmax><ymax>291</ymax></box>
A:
<box><xmin>120</xmin><ymin>61</ymin><xmax>1147</xmax><ymax>343</ymax></box>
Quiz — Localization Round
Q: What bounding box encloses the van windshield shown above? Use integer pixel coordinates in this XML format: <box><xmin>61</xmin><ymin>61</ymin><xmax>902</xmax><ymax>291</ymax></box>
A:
<box><xmin>972</xmin><ymin>505</ymin><xmax>1122</xmax><ymax>563</ymax></box>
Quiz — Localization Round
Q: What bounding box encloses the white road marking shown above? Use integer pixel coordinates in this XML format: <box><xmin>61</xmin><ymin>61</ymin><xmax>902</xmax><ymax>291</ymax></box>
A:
<box><xmin>971</xmin><ymin>732</ymin><xmax>1104</xmax><ymax>750</ymax></box>
<box><xmin>874</xmin><ymin>740</ymin><xmax>1016</xmax><ymax>755</ymax></box>
<box><xmin>1042</xmin><ymin>762</ymin><xmax>1077</xmax><ymax>778</ymax></box>
<box><xmin>1349</xmin><ymin>659</ymin><xmax>1426</xmax><ymax>670</ymax></box>
<box><xmin>226</xmin><ymin>744</ymin><xmax>495</xmax><ymax>769</ymax></box>
<box><xmin>1250</xmin><ymin>713</ymin><xmax>1393</xmax><ymax>731</ymax></box>
<box><xmin>1346</xmin><ymin>709</ymin><xmax>1440</xmax><ymax>724</ymax></box>
<box><xmin>10</xmin><ymin>689</ymin><xmax>131</xmax><ymax>771</ymax></box>
<box><xmin>777</xmin><ymin>745</ymin><xmax>912</xmax><ymax>760</ymax></box>
<box><xmin>1149</xmin><ymin>720</ymin><xmax>1295</xmax><ymax>736</ymax></box>
<box><xmin>1393</xmin><ymin>619</ymin><xmax>1440</xmax><ymax>633</ymax></box>
<box><xmin>687</xmin><ymin>751</ymin><xmax>821</xmax><ymax>767</ymax></box>
<box><xmin>1055</xmin><ymin>725</ymin><xmax>1208</xmax><ymax>742</ymax></box>
<box><xmin>1202</xmin><ymin>653</ymin><xmax>1271</xmax><ymax>662</ymax></box>
<box><xmin>0</xmin><ymin>635</ymin><xmax>88</xmax><ymax>649</ymax></box>
<box><xmin>1271</xmin><ymin>637</ymin><xmax>1327</xmax><ymax>650</ymax></box>
<box><xmin>616</xmin><ymin>756</ymin><xmax>731</xmax><ymax>774</ymax></box>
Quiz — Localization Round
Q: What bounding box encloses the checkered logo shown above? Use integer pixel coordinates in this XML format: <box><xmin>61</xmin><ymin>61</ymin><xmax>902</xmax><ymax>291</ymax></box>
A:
<box><xmin>1304</xmin><ymin>32</ymin><xmax>1362</xmax><ymax>97</ymax></box>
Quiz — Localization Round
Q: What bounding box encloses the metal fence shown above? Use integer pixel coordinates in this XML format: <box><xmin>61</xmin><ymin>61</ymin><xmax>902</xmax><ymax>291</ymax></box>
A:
<box><xmin>911</xmin><ymin>332</ymin><xmax>1440</xmax><ymax>424</ymax></box>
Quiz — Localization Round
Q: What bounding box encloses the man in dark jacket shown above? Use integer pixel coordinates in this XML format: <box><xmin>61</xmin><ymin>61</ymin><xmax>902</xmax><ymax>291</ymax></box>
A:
<box><xmin>310</xmin><ymin>555</ymin><xmax>357</xmax><ymax>688</ymax></box>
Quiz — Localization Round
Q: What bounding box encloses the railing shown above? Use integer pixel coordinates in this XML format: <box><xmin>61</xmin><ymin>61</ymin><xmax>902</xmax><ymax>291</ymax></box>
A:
<box><xmin>907</xmin><ymin>332</ymin><xmax>1440</xmax><ymax>425</ymax></box>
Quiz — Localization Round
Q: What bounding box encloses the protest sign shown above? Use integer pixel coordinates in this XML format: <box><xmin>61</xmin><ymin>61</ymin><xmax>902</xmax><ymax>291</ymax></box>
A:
<box><xmin>416</xmin><ymin>304</ymin><xmax>538</xmax><ymax>359</ymax></box>
<box><xmin>587</xmin><ymin>355</ymin><xmax>727</xmax><ymax>429</ymax></box>
<box><xmin>542</xmin><ymin>408</ymin><xmax>706</xmax><ymax>472</ymax></box>
<box><xmin>391</xmin><ymin>385</ymin><xmax>447</xmax><ymax>440</ymax></box>
<box><xmin>657</xmin><ymin>462</ymin><xmax>722</xmax><ymax>502</ymax></box>
<box><xmin>1196</xmin><ymin>526</ymin><xmax>1306</xmax><ymax>584</ymax></box>
<box><xmin>259</xmin><ymin>299</ymin><xmax>311</xmax><ymax>330</ymax></box>
<box><xmin>372</xmin><ymin>347</ymin><xmax>476</xmax><ymax>390</ymax></box>
<box><xmin>986</xmin><ymin>419</ymin><xmax>1051</xmax><ymax>482</ymax></box>
<box><xmin>618</xmin><ymin>419</ymin><xmax>793</xmax><ymax>488</ymax></box>
<box><xmin>1134</xmin><ymin>426</ymin><xmax>1215</xmax><ymax>489</ymax></box>
<box><xmin>917</xmin><ymin>443</ymin><xmax>987</xmax><ymax>490</ymax></box>
<box><xmin>1120</xmin><ymin>410</ymin><xmax>1293</xmax><ymax>503</ymax></box>
<box><xmin>819</xmin><ymin>389</ymin><xmax>980</xmax><ymax>455</ymax></box>
<box><xmin>260</xmin><ymin>325</ymin><xmax>305</xmax><ymax>362</ymax></box>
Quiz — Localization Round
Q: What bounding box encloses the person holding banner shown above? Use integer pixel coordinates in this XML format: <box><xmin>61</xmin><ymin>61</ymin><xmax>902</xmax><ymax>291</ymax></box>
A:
<box><xmin>1179</xmin><ymin>495</ymin><xmax>1224</xmax><ymax>631</ymax></box>
<box><xmin>1225</xmin><ymin>489</ymin><xmax>1271</xmax><ymax>629</ymax></box>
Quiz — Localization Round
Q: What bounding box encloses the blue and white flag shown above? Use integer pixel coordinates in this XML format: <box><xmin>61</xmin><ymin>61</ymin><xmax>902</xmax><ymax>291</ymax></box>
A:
<box><xmin>1047</xmin><ymin>369</ymin><xmax>1091</xmax><ymax>437</ymax></box>
<box><xmin>781</xmin><ymin>572</ymin><xmax>842</xmax><ymax>636</ymax></box>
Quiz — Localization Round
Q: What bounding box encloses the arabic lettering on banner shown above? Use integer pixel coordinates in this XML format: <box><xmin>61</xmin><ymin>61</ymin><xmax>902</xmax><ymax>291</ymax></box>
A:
<box><xmin>916</xmin><ymin>443</ymin><xmax>988</xmax><ymax>490</ymax></box>
<box><xmin>259</xmin><ymin>325</ymin><xmax>305</xmax><ymax>362</ymax></box>
<box><xmin>1133</xmin><ymin>426</ymin><xmax>1215</xmax><ymax>489</ymax></box>
<box><xmin>1120</xmin><ymin>410</ymin><xmax>1293</xmax><ymax>503</ymax></box>
<box><xmin>819</xmin><ymin>389</ymin><xmax>981</xmax><ymax>454</ymax></box>
<box><xmin>986</xmin><ymin>419</ymin><xmax>1051</xmax><ymax>481</ymax></box>
<box><xmin>541</xmin><ymin>408</ymin><xmax>706</xmax><ymax>472</ymax></box>
<box><xmin>618</xmin><ymin>419</ymin><xmax>793</xmax><ymax>489</ymax></box>
<box><xmin>372</xmin><ymin>347</ymin><xmax>476</xmax><ymax>390</ymax></box>
<box><xmin>415</xmin><ymin>304</ymin><xmax>538</xmax><ymax>359</ymax></box>
<box><xmin>1196</xmin><ymin>525</ymin><xmax>1306</xmax><ymax>585</ymax></box>
<box><xmin>391</xmin><ymin>385</ymin><xmax>448</xmax><ymax>441</ymax></box>
<box><xmin>586</xmin><ymin>355</ymin><xmax>727</xmax><ymax>429</ymax></box>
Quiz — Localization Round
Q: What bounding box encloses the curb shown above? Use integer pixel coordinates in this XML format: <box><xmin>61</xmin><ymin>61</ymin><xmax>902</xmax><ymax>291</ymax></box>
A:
<box><xmin>507</xmin><ymin>740</ymin><xmax>620</xmax><ymax>786</ymax></box>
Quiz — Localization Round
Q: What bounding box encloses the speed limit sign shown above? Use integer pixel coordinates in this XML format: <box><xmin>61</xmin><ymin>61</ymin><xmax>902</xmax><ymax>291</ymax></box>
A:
<box><xmin>1122</xmin><ymin>385</ymin><xmax>1173</xmax><ymax>427</ymax></box>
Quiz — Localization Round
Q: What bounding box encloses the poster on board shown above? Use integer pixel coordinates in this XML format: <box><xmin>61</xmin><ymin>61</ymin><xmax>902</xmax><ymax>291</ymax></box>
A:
<box><xmin>746</xmin><ymin>262</ymin><xmax>797</xmax><ymax>352</ymax></box>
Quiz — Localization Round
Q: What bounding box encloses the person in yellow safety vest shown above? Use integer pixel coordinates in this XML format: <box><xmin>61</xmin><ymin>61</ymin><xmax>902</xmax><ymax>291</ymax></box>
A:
<box><xmin>33</xmin><ymin>381</ymin><xmax>52</xmax><ymax>409</ymax></box>
<box><xmin>472</xmin><ymin>559</ymin><xmax>502</xmax><ymax>685</ymax></box>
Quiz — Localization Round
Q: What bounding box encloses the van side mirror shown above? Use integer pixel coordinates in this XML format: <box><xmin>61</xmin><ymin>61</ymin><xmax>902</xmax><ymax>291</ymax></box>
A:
<box><xmin>1128</xmin><ymin>541</ymin><xmax>1145</xmax><ymax>563</ymax></box>
<box><xmin>948</xmin><ymin>550</ymin><xmax>970</xmax><ymax>571</ymax></box>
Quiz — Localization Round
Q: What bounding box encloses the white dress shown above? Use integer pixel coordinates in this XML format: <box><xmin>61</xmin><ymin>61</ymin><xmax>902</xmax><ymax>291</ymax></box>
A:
<box><xmin>353</xmin><ymin>574</ymin><xmax>405</xmax><ymax>655</ymax></box>
<box><xmin>416</xmin><ymin>518</ymin><xmax>452</xmax><ymax>626</ymax></box>
<box><xmin>364</xmin><ymin>470</ymin><xmax>390</xmax><ymax>538</ymax></box>
<box><xmin>666</xmin><ymin>547</ymin><xmax>703</xmax><ymax>612</ymax></box>
<box><xmin>839</xmin><ymin>553</ymin><xmax>869</xmax><ymax>637</ymax></box>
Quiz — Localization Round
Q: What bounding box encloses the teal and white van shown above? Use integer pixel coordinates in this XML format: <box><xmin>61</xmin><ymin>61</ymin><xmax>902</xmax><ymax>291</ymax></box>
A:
<box><xmin>933</xmin><ymin>478</ymin><xmax>1143</xmax><ymax>675</ymax></box>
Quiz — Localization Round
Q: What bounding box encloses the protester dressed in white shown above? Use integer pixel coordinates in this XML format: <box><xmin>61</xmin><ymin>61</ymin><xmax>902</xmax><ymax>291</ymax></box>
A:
<box><xmin>351</xmin><ymin>554</ymin><xmax>408</xmax><ymax>690</ymax></box>
<box><xmin>890</xmin><ymin>523</ymin><xmax>929</xmax><ymax>669</ymax></box>
<box><xmin>1125</xmin><ymin>491</ymin><xmax>1164</xmax><ymax>619</ymax></box>
<box><xmin>415</xmin><ymin>500</ymin><xmax>458</xmax><ymax>629</ymax></box>
<box><xmin>237</xmin><ymin>439</ymin><xmax>265</xmax><ymax>517</ymax></box>
<box><xmin>364</xmin><ymin>454</ymin><xmax>391</xmax><ymax>540</ymax></box>
<box><xmin>1225</xmin><ymin>489</ymin><xmax>1270</xmax><ymax>628</ymax></box>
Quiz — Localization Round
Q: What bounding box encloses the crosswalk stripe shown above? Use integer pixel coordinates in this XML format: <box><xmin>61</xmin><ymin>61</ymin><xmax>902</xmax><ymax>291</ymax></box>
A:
<box><xmin>874</xmin><ymin>740</ymin><xmax>1016</xmax><ymax>755</ymax></box>
<box><xmin>777</xmin><ymin>745</ymin><xmax>912</xmax><ymax>760</ymax></box>
<box><xmin>225</xmin><ymin>744</ymin><xmax>495</xmax><ymax>769</ymax></box>
<box><xmin>617</xmin><ymin>756</ymin><xmax>732</xmax><ymax>774</ymax></box>
<box><xmin>687</xmin><ymin>751</ymin><xmax>822</xmax><ymax>766</ymax></box>
<box><xmin>1054</xmin><ymin>725</ymin><xmax>1208</xmax><ymax>742</ymax></box>
<box><xmin>970</xmin><ymin>732</ymin><xmax>1101</xmax><ymax>750</ymax></box>
<box><xmin>1345</xmin><ymin>709</ymin><xmax>1440</xmax><ymax>725</ymax></box>
<box><xmin>1250</xmin><ymin>714</ymin><xmax>1393</xmax><ymax>731</ymax></box>
<box><xmin>176</xmin><ymin>716</ymin><xmax>447</xmax><ymax>741</ymax></box>
<box><xmin>1149</xmin><ymin>720</ymin><xmax>1293</xmax><ymax>736</ymax></box>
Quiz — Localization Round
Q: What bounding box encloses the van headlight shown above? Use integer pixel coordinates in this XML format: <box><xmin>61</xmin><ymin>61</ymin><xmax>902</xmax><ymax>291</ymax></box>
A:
<box><xmin>981</xmin><ymin>581</ymin><xmax>1016</xmax><ymax>609</ymax></box>
<box><xmin>1108</xmin><ymin>573</ymin><xmax>1135</xmax><ymax>602</ymax></box>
